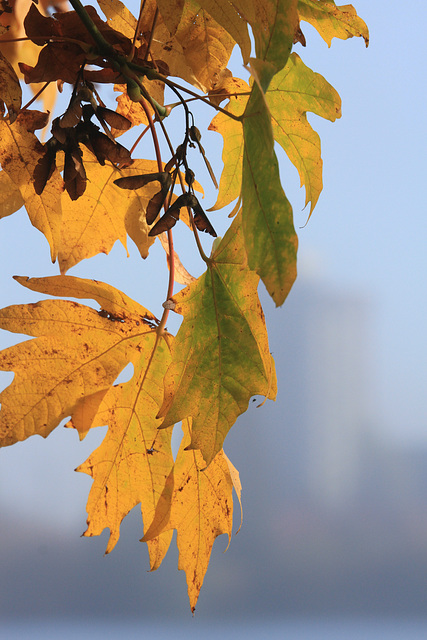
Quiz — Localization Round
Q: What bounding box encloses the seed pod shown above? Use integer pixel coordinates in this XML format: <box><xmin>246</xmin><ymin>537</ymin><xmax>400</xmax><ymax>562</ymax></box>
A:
<box><xmin>126</xmin><ymin>79</ymin><xmax>143</xmax><ymax>103</ymax></box>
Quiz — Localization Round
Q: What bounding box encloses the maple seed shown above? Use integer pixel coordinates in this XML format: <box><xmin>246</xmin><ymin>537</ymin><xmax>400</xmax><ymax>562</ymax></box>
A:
<box><xmin>126</xmin><ymin>79</ymin><xmax>143</xmax><ymax>103</ymax></box>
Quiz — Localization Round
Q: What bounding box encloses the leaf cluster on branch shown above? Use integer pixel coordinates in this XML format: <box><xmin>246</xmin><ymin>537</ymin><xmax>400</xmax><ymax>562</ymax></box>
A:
<box><xmin>0</xmin><ymin>0</ymin><xmax>368</xmax><ymax>612</ymax></box>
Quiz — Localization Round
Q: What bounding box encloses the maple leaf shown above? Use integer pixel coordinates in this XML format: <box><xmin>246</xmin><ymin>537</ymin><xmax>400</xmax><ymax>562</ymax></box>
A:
<box><xmin>236</xmin><ymin>0</ymin><xmax>299</xmax><ymax>91</ymax></box>
<box><xmin>157</xmin><ymin>213</ymin><xmax>277</xmax><ymax>466</ymax></box>
<box><xmin>241</xmin><ymin>82</ymin><xmax>298</xmax><ymax>307</ymax></box>
<box><xmin>0</xmin><ymin>169</ymin><xmax>24</xmax><ymax>219</ymax></box>
<box><xmin>0</xmin><ymin>49</ymin><xmax>21</xmax><ymax>121</ymax></box>
<box><xmin>0</xmin><ymin>110</ymin><xmax>63</xmax><ymax>262</ymax></box>
<box><xmin>208</xmin><ymin>85</ymin><xmax>247</xmax><ymax>212</ymax></box>
<box><xmin>143</xmin><ymin>418</ymin><xmax>241</xmax><ymax>612</ymax></box>
<box><xmin>169</xmin><ymin>2</ymin><xmax>235</xmax><ymax>92</ymax></box>
<box><xmin>57</xmin><ymin>155</ymin><xmax>164</xmax><ymax>273</ymax></box>
<box><xmin>210</xmin><ymin>53</ymin><xmax>340</xmax><ymax>255</ymax></box>
<box><xmin>0</xmin><ymin>275</ymin><xmax>158</xmax><ymax>447</ymax></box>
<box><xmin>298</xmin><ymin>0</ymin><xmax>369</xmax><ymax>47</ymax></box>
<box><xmin>74</xmin><ymin>334</ymin><xmax>175</xmax><ymax>567</ymax></box>
<box><xmin>0</xmin><ymin>0</ymin><xmax>369</xmax><ymax>612</ymax></box>
<box><xmin>162</xmin><ymin>0</ymin><xmax>251</xmax><ymax>65</ymax></box>
<box><xmin>267</xmin><ymin>52</ymin><xmax>341</xmax><ymax>213</ymax></box>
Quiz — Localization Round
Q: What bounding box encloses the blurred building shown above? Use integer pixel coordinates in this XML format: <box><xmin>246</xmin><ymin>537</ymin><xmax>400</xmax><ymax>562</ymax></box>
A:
<box><xmin>256</xmin><ymin>275</ymin><xmax>373</xmax><ymax>510</ymax></box>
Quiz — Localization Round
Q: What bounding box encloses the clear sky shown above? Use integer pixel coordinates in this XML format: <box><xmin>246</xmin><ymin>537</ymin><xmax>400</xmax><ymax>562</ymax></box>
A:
<box><xmin>0</xmin><ymin>0</ymin><xmax>426</xmax><ymax>525</ymax></box>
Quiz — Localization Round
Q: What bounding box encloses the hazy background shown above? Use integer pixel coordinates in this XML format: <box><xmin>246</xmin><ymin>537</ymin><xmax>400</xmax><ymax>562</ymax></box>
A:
<box><xmin>1</xmin><ymin>0</ymin><xmax>427</xmax><ymax>635</ymax></box>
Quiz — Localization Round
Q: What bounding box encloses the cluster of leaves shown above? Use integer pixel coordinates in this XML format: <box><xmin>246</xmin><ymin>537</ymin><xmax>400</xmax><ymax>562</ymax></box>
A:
<box><xmin>0</xmin><ymin>0</ymin><xmax>368</xmax><ymax>611</ymax></box>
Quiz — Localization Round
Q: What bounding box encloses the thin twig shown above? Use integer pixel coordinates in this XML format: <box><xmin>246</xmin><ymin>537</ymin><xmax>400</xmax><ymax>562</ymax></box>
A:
<box><xmin>128</xmin><ymin>0</ymin><xmax>146</xmax><ymax>62</ymax></box>
<box><xmin>20</xmin><ymin>81</ymin><xmax>51</xmax><ymax>112</ymax></box>
<box><xmin>138</xmin><ymin>98</ymin><xmax>175</xmax><ymax>335</ymax></box>
<box><xmin>143</xmin><ymin>7</ymin><xmax>158</xmax><ymax>63</ymax></box>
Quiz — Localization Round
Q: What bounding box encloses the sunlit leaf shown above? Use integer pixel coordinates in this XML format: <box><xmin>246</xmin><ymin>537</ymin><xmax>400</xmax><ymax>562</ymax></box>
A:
<box><xmin>0</xmin><ymin>276</ymin><xmax>157</xmax><ymax>447</ymax></box>
<box><xmin>0</xmin><ymin>49</ymin><xmax>21</xmax><ymax>120</ymax></box>
<box><xmin>158</xmin><ymin>213</ymin><xmax>277</xmax><ymax>465</ymax></box>
<box><xmin>267</xmin><ymin>52</ymin><xmax>341</xmax><ymax>212</ymax></box>
<box><xmin>58</xmin><ymin>155</ymin><xmax>162</xmax><ymax>273</ymax></box>
<box><xmin>0</xmin><ymin>110</ymin><xmax>62</xmax><ymax>261</ymax></box>
<box><xmin>298</xmin><ymin>0</ymin><xmax>369</xmax><ymax>46</ymax></box>
<box><xmin>242</xmin><ymin>83</ymin><xmax>298</xmax><ymax>306</ymax></box>
<box><xmin>75</xmin><ymin>334</ymin><xmax>174</xmax><ymax>564</ymax></box>
<box><xmin>144</xmin><ymin>418</ymin><xmax>237</xmax><ymax>612</ymax></box>
<box><xmin>0</xmin><ymin>170</ymin><xmax>24</xmax><ymax>218</ymax></box>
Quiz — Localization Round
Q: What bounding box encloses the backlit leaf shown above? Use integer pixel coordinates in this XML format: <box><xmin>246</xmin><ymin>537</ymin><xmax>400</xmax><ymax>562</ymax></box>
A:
<box><xmin>196</xmin><ymin>0</ymin><xmax>251</xmax><ymax>64</ymax></box>
<box><xmin>172</xmin><ymin>1</ymin><xmax>235</xmax><ymax>92</ymax></box>
<box><xmin>209</xmin><ymin>53</ymin><xmax>341</xmax><ymax>216</ymax></box>
<box><xmin>0</xmin><ymin>276</ymin><xmax>156</xmax><ymax>447</ymax></box>
<box><xmin>0</xmin><ymin>170</ymin><xmax>24</xmax><ymax>218</ymax></box>
<box><xmin>58</xmin><ymin>155</ymin><xmax>162</xmax><ymax>273</ymax></box>
<box><xmin>208</xmin><ymin>83</ymin><xmax>248</xmax><ymax>211</ymax></box>
<box><xmin>158</xmin><ymin>213</ymin><xmax>277</xmax><ymax>465</ymax></box>
<box><xmin>242</xmin><ymin>83</ymin><xmax>298</xmax><ymax>306</ymax></box>
<box><xmin>0</xmin><ymin>110</ymin><xmax>62</xmax><ymax>262</ymax></box>
<box><xmin>75</xmin><ymin>334</ymin><xmax>174</xmax><ymax>564</ymax></box>
<box><xmin>0</xmin><ymin>49</ymin><xmax>21</xmax><ymax>120</ymax></box>
<box><xmin>235</xmin><ymin>0</ymin><xmax>298</xmax><ymax>90</ymax></box>
<box><xmin>267</xmin><ymin>52</ymin><xmax>341</xmax><ymax>212</ymax></box>
<box><xmin>144</xmin><ymin>418</ymin><xmax>237</xmax><ymax>612</ymax></box>
<box><xmin>298</xmin><ymin>0</ymin><xmax>369</xmax><ymax>47</ymax></box>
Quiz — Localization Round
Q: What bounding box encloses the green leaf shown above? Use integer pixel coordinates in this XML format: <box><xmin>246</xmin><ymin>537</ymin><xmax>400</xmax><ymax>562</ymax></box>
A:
<box><xmin>157</xmin><ymin>214</ymin><xmax>277</xmax><ymax>466</ymax></box>
<box><xmin>240</xmin><ymin>0</ymin><xmax>299</xmax><ymax>91</ymax></box>
<box><xmin>242</xmin><ymin>82</ymin><xmax>298</xmax><ymax>306</ymax></box>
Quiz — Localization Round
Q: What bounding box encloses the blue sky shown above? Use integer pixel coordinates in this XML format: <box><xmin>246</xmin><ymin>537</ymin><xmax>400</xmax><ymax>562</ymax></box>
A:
<box><xmin>0</xmin><ymin>0</ymin><xmax>426</xmax><ymax>527</ymax></box>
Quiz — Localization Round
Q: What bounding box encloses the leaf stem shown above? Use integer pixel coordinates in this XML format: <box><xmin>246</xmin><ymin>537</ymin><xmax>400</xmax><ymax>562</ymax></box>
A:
<box><xmin>138</xmin><ymin>97</ymin><xmax>175</xmax><ymax>335</ymax></box>
<box><xmin>67</xmin><ymin>0</ymin><xmax>114</xmax><ymax>56</ymax></box>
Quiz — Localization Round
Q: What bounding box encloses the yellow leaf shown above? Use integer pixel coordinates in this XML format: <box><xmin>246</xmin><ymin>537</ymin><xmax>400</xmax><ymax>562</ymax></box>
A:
<box><xmin>266</xmin><ymin>52</ymin><xmax>341</xmax><ymax>213</ymax></box>
<box><xmin>0</xmin><ymin>49</ymin><xmax>21</xmax><ymax>121</ymax></box>
<box><xmin>158</xmin><ymin>233</ymin><xmax>196</xmax><ymax>286</ymax></box>
<box><xmin>158</xmin><ymin>213</ymin><xmax>277</xmax><ymax>465</ymax></box>
<box><xmin>58</xmin><ymin>155</ymin><xmax>161</xmax><ymax>273</ymax></box>
<box><xmin>223</xmin><ymin>451</ymin><xmax>243</xmax><ymax>534</ymax></box>
<box><xmin>208</xmin><ymin>82</ymin><xmax>248</xmax><ymax>211</ymax></box>
<box><xmin>75</xmin><ymin>334</ymin><xmax>175</xmax><ymax>564</ymax></box>
<box><xmin>209</xmin><ymin>52</ymin><xmax>341</xmax><ymax>215</ymax></box>
<box><xmin>0</xmin><ymin>275</ymin><xmax>156</xmax><ymax>447</ymax></box>
<box><xmin>196</xmin><ymin>0</ymin><xmax>251</xmax><ymax>63</ymax></box>
<box><xmin>144</xmin><ymin>418</ymin><xmax>237</xmax><ymax>613</ymax></box>
<box><xmin>0</xmin><ymin>111</ymin><xmax>62</xmax><ymax>261</ymax></box>
<box><xmin>0</xmin><ymin>170</ymin><xmax>24</xmax><ymax>219</ymax></box>
<box><xmin>298</xmin><ymin>0</ymin><xmax>369</xmax><ymax>47</ymax></box>
<box><xmin>96</xmin><ymin>0</ymin><xmax>138</xmax><ymax>39</ymax></box>
<box><xmin>173</xmin><ymin>2</ymin><xmax>235</xmax><ymax>92</ymax></box>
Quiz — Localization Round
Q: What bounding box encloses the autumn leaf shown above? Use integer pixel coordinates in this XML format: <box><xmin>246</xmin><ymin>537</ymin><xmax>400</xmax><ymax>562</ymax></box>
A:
<box><xmin>171</xmin><ymin>2</ymin><xmax>235</xmax><ymax>92</ymax></box>
<box><xmin>267</xmin><ymin>52</ymin><xmax>341</xmax><ymax>213</ymax></box>
<box><xmin>0</xmin><ymin>0</ymin><xmax>368</xmax><ymax>612</ymax></box>
<box><xmin>58</xmin><ymin>155</ymin><xmax>163</xmax><ymax>273</ymax></box>
<box><xmin>158</xmin><ymin>0</ymin><xmax>247</xmax><ymax>66</ymax></box>
<box><xmin>0</xmin><ymin>170</ymin><xmax>24</xmax><ymax>219</ymax></box>
<box><xmin>74</xmin><ymin>333</ymin><xmax>175</xmax><ymax>567</ymax></box>
<box><xmin>298</xmin><ymin>0</ymin><xmax>369</xmax><ymax>47</ymax></box>
<box><xmin>0</xmin><ymin>110</ymin><xmax>63</xmax><ymax>262</ymax></box>
<box><xmin>96</xmin><ymin>0</ymin><xmax>138</xmax><ymax>39</ymax></box>
<box><xmin>208</xmin><ymin>83</ymin><xmax>248</xmax><ymax>212</ymax></box>
<box><xmin>157</xmin><ymin>213</ymin><xmax>277</xmax><ymax>466</ymax></box>
<box><xmin>241</xmin><ymin>82</ymin><xmax>298</xmax><ymax>306</ymax></box>
<box><xmin>0</xmin><ymin>49</ymin><xmax>21</xmax><ymax>120</ymax></box>
<box><xmin>0</xmin><ymin>275</ymin><xmax>157</xmax><ymax>447</ymax></box>
<box><xmin>143</xmin><ymin>418</ymin><xmax>239</xmax><ymax>612</ymax></box>
<box><xmin>238</xmin><ymin>0</ymin><xmax>299</xmax><ymax>91</ymax></box>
